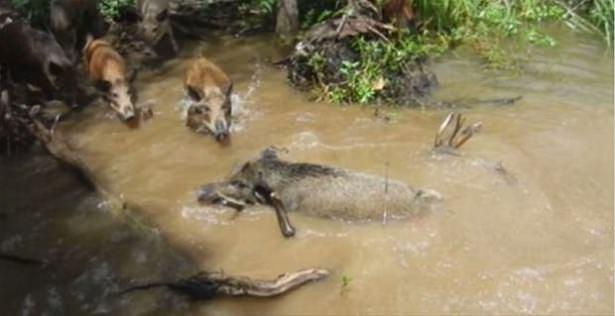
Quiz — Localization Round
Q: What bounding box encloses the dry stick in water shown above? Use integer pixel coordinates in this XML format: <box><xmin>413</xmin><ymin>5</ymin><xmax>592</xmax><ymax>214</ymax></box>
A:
<box><xmin>434</xmin><ymin>112</ymin><xmax>482</xmax><ymax>150</ymax></box>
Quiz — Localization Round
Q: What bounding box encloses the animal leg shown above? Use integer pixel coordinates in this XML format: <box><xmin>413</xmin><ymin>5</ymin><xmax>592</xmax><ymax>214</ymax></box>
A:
<box><xmin>253</xmin><ymin>184</ymin><xmax>296</xmax><ymax>238</ymax></box>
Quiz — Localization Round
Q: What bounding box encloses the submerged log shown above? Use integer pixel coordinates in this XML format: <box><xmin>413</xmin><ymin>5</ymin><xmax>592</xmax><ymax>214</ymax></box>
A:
<box><xmin>120</xmin><ymin>268</ymin><xmax>329</xmax><ymax>300</ymax></box>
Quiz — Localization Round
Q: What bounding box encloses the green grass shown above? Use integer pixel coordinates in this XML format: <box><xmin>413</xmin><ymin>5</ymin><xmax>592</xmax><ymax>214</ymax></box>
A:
<box><xmin>589</xmin><ymin>0</ymin><xmax>614</xmax><ymax>45</ymax></box>
<box><xmin>301</xmin><ymin>0</ymin><xmax>615</xmax><ymax>105</ymax></box>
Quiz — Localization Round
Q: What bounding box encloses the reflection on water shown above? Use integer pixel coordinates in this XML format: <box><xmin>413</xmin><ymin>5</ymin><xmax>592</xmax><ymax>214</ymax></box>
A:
<box><xmin>1</xmin><ymin>28</ymin><xmax>613</xmax><ymax>314</ymax></box>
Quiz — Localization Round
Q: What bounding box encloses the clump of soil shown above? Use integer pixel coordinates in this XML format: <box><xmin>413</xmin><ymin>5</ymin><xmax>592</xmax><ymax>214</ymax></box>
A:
<box><xmin>285</xmin><ymin>4</ymin><xmax>438</xmax><ymax>106</ymax></box>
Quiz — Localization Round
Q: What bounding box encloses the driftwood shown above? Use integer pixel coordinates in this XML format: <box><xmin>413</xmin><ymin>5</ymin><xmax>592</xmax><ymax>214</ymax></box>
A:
<box><xmin>25</xmin><ymin>116</ymin><xmax>329</xmax><ymax>301</ymax></box>
<box><xmin>120</xmin><ymin>268</ymin><xmax>329</xmax><ymax>300</ymax></box>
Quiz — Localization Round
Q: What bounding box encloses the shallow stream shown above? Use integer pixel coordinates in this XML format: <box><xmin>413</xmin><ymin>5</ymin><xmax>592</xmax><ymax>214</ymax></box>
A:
<box><xmin>1</xmin><ymin>28</ymin><xmax>613</xmax><ymax>314</ymax></box>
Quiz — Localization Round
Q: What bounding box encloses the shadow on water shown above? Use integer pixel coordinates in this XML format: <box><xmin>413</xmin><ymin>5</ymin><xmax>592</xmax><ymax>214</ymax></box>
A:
<box><xmin>0</xmin><ymin>148</ymin><xmax>197</xmax><ymax>315</ymax></box>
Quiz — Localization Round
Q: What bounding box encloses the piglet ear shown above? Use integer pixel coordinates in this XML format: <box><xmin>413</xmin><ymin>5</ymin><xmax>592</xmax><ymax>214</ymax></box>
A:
<box><xmin>96</xmin><ymin>80</ymin><xmax>112</xmax><ymax>92</ymax></box>
<box><xmin>156</xmin><ymin>9</ymin><xmax>169</xmax><ymax>22</ymax></box>
<box><xmin>83</xmin><ymin>34</ymin><xmax>94</xmax><ymax>53</ymax></box>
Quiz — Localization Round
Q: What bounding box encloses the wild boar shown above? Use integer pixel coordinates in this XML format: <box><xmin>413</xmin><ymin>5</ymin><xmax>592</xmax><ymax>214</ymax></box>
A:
<box><xmin>50</xmin><ymin>0</ymin><xmax>107</xmax><ymax>60</ymax></box>
<box><xmin>198</xmin><ymin>149</ymin><xmax>443</xmax><ymax>238</ymax></box>
<box><xmin>83</xmin><ymin>37</ymin><xmax>137</xmax><ymax>121</ymax></box>
<box><xmin>382</xmin><ymin>0</ymin><xmax>415</xmax><ymax>30</ymax></box>
<box><xmin>136</xmin><ymin>0</ymin><xmax>179</xmax><ymax>55</ymax></box>
<box><xmin>184</xmin><ymin>57</ymin><xmax>233</xmax><ymax>142</ymax></box>
<box><xmin>0</xmin><ymin>20</ymin><xmax>74</xmax><ymax>97</ymax></box>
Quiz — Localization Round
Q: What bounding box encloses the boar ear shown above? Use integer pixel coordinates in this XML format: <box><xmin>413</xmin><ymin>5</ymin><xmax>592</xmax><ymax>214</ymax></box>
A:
<box><xmin>96</xmin><ymin>80</ymin><xmax>112</xmax><ymax>92</ymax></box>
<box><xmin>240</xmin><ymin>161</ymin><xmax>252</xmax><ymax>172</ymax></box>
<box><xmin>186</xmin><ymin>86</ymin><xmax>201</xmax><ymax>101</ymax></box>
<box><xmin>225</xmin><ymin>82</ymin><xmax>233</xmax><ymax>96</ymax></box>
<box><xmin>156</xmin><ymin>9</ymin><xmax>169</xmax><ymax>22</ymax></box>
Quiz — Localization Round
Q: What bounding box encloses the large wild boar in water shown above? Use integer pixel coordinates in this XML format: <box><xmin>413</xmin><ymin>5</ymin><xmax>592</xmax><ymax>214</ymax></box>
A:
<box><xmin>0</xmin><ymin>19</ymin><xmax>75</xmax><ymax>98</ymax></box>
<box><xmin>198</xmin><ymin>149</ymin><xmax>443</xmax><ymax>237</ymax></box>
<box><xmin>83</xmin><ymin>37</ymin><xmax>137</xmax><ymax>121</ymax></box>
<box><xmin>184</xmin><ymin>57</ymin><xmax>233</xmax><ymax>143</ymax></box>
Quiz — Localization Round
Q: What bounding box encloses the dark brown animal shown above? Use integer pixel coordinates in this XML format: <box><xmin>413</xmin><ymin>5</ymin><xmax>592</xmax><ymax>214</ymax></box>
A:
<box><xmin>136</xmin><ymin>0</ymin><xmax>178</xmax><ymax>55</ymax></box>
<box><xmin>50</xmin><ymin>0</ymin><xmax>107</xmax><ymax>60</ymax></box>
<box><xmin>0</xmin><ymin>20</ymin><xmax>74</xmax><ymax>97</ymax></box>
<box><xmin>382</xmin><ymin>0</ymin><xmax>415</xmax><ymax>30</ymax></box>
<box><xmin>83</xmin><ymin>37</ymin><xmax>137</xmax><ymax>120</ymax></box>
<box><xmin>184</xmin><ymin>57</ymin><xmax>233</xmax><ymax>142</ymax></box>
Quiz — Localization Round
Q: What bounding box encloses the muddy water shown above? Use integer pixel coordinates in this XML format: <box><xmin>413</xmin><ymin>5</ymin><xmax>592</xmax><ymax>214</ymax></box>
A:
<box><xmin>2</xmin><ymin>28</ymin><xmax>614</xmax><ymax>314</ymax></box>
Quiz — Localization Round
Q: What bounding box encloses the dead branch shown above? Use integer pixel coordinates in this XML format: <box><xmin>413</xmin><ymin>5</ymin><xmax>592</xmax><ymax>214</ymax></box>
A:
<box><xmin>120</xmin><ymin>268</ymin><xmax>329</xmax><ymax>300</ymax></box>
<box><xmin>434</xmin><ymin>112</ymin><xmax>482</xmax><ymax>152</ymax></box>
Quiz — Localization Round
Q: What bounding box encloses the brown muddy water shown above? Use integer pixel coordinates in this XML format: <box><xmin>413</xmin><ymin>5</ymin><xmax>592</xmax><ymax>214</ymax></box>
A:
<box><xmin>1</xmin><ymin>29</ymin><xmax>613</xmax><ymax>315</ymax></box>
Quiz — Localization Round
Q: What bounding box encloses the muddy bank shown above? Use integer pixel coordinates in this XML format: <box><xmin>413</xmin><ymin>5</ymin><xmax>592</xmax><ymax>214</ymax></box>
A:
<box><xmin>285</xmin><ymin>4</ymin><xmax>438</xmax><ymax>106</ymax></box>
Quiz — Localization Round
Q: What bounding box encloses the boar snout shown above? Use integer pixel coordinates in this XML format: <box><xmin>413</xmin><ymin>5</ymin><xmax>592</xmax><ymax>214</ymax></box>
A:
<box><xmin>198</xmin><ymin>182</ymin><xmax>250</xmax><ymax>210</ymax></box>
<box><xmin>120</xmin><ymin>106</ymin><xmax>135</xmax><ymax>121</ymax></box>
<box><xmin>214</xmin><ymin>120</ymin><xmax>229</xmax><ymax>141</ymax></box>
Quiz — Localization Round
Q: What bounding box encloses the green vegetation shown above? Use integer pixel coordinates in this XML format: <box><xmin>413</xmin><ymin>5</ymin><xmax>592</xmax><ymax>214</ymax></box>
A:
<box><xmin>310</xmin><ymin>34</ymin><xmax>445</xmax><ymax>104</ymax></box>
<box><xmin>340</xmin><ymin>274</ymin><xmax>352</xmax><ymax>294</ymax></box>
<box><xmin>560</xmin><ymin>0</ymin><xmax>614</xmax><ymax>46</ymax></box>
<box><xmin>588</xmin><ymin>0</ymin><xmax>614</xmax><ymax>45</ymax></box>
<box><xmin>99</xmin><ymin>0</ymin><xmax>135</xmax><ymax>20</ymax></box>
<box><xmin>289</xmin><ymin>0</ymin><xmax>613</xmax><ymax>105</ymax></box>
